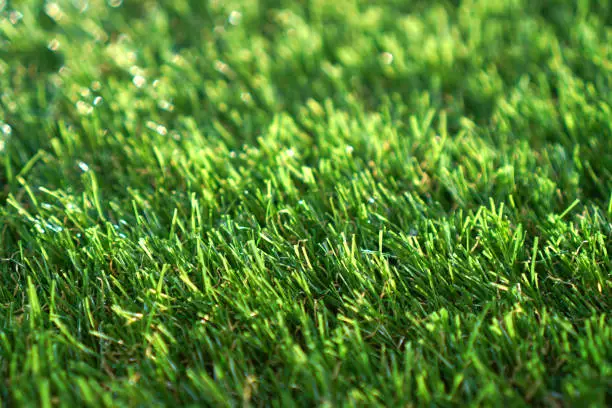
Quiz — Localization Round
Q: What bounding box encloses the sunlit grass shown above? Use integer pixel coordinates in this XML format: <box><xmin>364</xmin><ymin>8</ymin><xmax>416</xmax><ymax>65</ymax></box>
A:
<box><xmin>0</xmin><ymin>0</ymin><xmax>611</xmax><ymax>406</ymax></box>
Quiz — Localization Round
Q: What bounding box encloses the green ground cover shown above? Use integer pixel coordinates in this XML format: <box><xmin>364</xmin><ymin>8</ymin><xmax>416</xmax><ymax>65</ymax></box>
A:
<box><xmin>0</xmin><ymin>0</ymin><xmax>611</xmax><ymax>406</ymax></box>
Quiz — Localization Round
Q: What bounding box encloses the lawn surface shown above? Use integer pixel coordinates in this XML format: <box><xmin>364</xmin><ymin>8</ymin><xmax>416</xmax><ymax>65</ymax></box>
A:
<box><xmin>1</xmin><ymin>0</ymin><xmax>611</xmax><ymax>406</ymax></box>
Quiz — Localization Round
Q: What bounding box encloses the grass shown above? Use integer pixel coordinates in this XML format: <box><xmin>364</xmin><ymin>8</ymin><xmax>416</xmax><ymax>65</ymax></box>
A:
<box><xmin>0</xmin><ymin>0</ymin><xmax>611</xmax><ymax>406</ymax></box>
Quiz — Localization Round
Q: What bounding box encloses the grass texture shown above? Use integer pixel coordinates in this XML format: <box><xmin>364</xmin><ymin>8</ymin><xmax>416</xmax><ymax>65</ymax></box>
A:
<box><xmin>1</xmin><ymin>0</ymin><xmax>611</xmax><ymax>406</ymax></box>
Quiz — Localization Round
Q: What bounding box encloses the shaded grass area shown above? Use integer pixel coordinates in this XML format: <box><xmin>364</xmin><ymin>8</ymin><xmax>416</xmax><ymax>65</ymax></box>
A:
<box><xmin>1</xmin><ymin>0</ymin><xmax>611</xmax><ymax>406</ymax></box>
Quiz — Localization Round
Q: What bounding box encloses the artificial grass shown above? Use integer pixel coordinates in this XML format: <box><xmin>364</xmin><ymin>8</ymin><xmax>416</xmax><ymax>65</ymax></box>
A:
<box><xmin>0</xmin><ymin>0</ymin><xmax>611</xmax><ymax>406</ymax></box>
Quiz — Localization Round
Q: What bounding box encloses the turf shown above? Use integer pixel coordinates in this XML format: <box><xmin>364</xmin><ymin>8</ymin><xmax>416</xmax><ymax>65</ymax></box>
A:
<box><xmin>0</xmin><ymin>0</ymin><xmax>611</xmax><ymax>406</ymax></box>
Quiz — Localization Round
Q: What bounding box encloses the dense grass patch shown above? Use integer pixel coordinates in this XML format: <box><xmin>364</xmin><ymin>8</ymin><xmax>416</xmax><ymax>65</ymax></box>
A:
<box><xmin>1</xmin><ymin>0</ymin><xmax>611</xmax><ymax>406</ymax></box>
